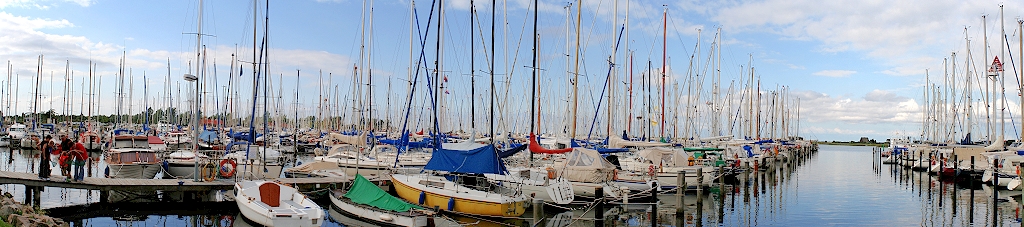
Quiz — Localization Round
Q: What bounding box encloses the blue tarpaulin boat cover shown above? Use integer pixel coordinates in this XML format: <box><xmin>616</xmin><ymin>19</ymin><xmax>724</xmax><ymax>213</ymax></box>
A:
<box><xmin>498</xmin><ymin>144</ymin><xmax>527</xmax><ymax>158</ymax></box>
<box><xmin>424</xmin><ymin>142</ymin><xmax>506</xmax><ymax>175</ymax></box>
<box><xmin>199</xmin><ymin>130</ymin><xmax>218</xmax><ymax>142</ymax></box>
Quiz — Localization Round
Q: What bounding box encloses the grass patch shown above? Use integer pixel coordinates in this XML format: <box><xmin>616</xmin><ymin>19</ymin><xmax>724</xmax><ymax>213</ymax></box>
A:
<box><xmin>0</xmin><ymin>219</ymin><xmax>12</xmax><ymax>227</ymax></box>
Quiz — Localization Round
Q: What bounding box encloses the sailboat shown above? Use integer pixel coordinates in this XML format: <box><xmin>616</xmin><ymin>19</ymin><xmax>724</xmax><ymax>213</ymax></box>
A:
<box><xmin>330</xmin><ymin>174</ymin><xmax>433</xmax><ymax>226</ymax></box>
<box><xmin>391</xmin><ymin>142</ymin><xmax>528</xmax><ymax>217</ymax></box>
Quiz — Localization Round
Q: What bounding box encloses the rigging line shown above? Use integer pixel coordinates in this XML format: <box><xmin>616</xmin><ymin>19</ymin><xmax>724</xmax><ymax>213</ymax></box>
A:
<box><xmin>584</xmin><ymin>25</ymin><xmax>625</xmax><ymax>142</ymax></box>
<box><xmin>396</xmin><ymin>0</ymin><xmax>439</xmax><ymax>155</ymax></box>
<box><xmin>667</xmin><ymin>15</ymin><xmax>693</xmax><ymax>58</ymax></box>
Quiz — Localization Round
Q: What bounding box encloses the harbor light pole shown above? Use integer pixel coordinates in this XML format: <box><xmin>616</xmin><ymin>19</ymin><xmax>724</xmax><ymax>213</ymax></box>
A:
<box><xmin>184</xmin><ymin>73</ymin><xmax>200</xmax><ymax>182</ymax></box>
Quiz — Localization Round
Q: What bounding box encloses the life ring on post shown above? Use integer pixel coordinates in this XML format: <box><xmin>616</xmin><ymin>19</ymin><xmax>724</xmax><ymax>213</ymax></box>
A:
<box><xmin>219</xmin><ymin>159</ymin><xmax>237</xmax><ymax>178</ymax></box>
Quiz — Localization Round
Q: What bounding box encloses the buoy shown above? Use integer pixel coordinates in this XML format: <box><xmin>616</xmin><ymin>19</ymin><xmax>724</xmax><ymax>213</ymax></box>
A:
<box><xmin>418</xmin><ymin>191</ymin><xmax>426</xmax><ymax>205</ymax></box>
<box><xmin>219</xmin><ymin>159</ymin><xmax>237</xmax><ymax>178</ymax></box>
<box><xmin>379</xmin><ymin>214</ymin><xmax>394</xmax><ymax>222</ymax></box>
<box><xmin>447</xmin><ymin>197</ymin><xmax>455</xmax><ymax>211</ymax></box>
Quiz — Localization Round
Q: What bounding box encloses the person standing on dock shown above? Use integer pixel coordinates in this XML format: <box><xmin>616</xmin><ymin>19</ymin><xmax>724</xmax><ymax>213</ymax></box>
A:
<box><xmin>37</xmin><ymin>135</ymin><xmax>52</xmax><ymax>180</ymax></box>
<box><xmin>72</xmin><ymin>139</ymin><xmax>87</xmax><ymax>182</ymax></box>
<box><xmin>58</xmin><ymin>135</ymin><xmax>72</xmax><ymax>179</ymax></box>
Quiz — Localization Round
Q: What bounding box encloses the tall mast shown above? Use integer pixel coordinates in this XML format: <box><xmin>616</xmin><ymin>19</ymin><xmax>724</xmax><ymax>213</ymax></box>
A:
<box><xmin>983</xmin><ymin>15</ymin><xmax>991</xmax><ymax>141</ymax></box>
<box><xmin>606</xmin><ymin>0</ymin><xmax>614</xmax><ymax>137</ymax></box>
<box><xmin>964</xmin><ymin>29</ymin><xmax>972</xmax><ymax>141</ymax></box>
<box><xmin>660</xmin><ymin>6</ymin><xmax>667</xmax><ymax>139</ymax></box>
<box><xmin>368</xmin><ymin>0</ymin><xmax>375</xmax><ymax>132</ymax></box>
<box><xmin>470</xmin><ymin>0</ymin><xmax>475</xmax><ymax>132</ymax></box>
<box><xmin>433</xmin><ymin>0</ymin><xmax>443</xmax><ymax>136</ymax></box>
<box><xmin>1019</xmin><ymin>19</ymin><xmax>1023</xmax><ymax>142</ymax></box>
<box><xmin>571</xmin><ymin>0</ymin><xmax>581</xmax><ymax>139</ymax></box>
<box><xmin>489</xmin><ymin>0</ymin><xmax>495</xmax><ymax>144</ymax></box>
<box><xmin>529</xmin><ymin>0</ymin><xmax>538</xmax><ymax>166</ymax></box>
<box><xmin>624</xmin><ymin>0</ymin><xmax>631</xmax><ymax>136</ymax></box>
<box><xmin>999</xmin><ymin>5</ymin><xmax>1005</xmax><ymax>143</ymax></box>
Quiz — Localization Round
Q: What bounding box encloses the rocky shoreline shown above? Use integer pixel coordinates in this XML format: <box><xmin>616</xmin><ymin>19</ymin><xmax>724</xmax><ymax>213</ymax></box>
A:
<box><xmin>0</xmin><ymin>191</ymin><xmax>67</xmax><ymax>227</ymax></box>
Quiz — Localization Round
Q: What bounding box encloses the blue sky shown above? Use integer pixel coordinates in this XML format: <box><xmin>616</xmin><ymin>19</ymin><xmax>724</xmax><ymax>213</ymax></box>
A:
<box><xmin>0</xmin><ymin>0</ymin><xmax>1022</xmax><ymax>142</ymax></box>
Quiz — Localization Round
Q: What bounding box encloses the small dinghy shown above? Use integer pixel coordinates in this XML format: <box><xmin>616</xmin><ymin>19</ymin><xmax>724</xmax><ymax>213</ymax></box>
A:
<box><xmin>234</xmin><ymin>180</ymin><xmax>325</xmax><ymax>227</ymax></box>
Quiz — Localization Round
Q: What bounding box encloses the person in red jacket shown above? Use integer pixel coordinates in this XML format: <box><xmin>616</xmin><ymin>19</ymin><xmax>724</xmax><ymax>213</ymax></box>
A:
<box><xmin>72</xmin><ymin>140</ymin><xmax>88</xmax><ymax>182</ymax></box>
<box><xmin>58</xmin><ymin>135</ymin><xmax>72</xmax><ymax>179</ymax></box>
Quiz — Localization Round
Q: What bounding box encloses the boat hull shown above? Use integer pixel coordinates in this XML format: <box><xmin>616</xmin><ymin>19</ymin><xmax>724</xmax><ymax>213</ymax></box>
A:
<box><xmin>392</xmin><ymin>175</ymin><xmax>526</xmax><ymax>217</ymax></box>
<box><xmin>164</xmin><ymin>162</ymin><xmax>198</xmax><ymax>178</ymax></box>
<box><xmin>330</xmin><ymin>194</ymin><xmax>429</xmax><ymax>227</ymax></box>
<box><xmin>234</xmin><ymin>181</ymin><xmax>325</xmax><ymax>227</ymax></box>
<box><xmin>107</xmin><ymin>163</ymin><xmax>161</xmax><ymax>179</ymax></box>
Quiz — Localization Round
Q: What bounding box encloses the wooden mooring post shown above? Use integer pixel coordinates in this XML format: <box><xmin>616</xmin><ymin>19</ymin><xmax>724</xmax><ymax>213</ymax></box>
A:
<box><xmin>594</xmin><ymin>186</ymin><xmax>603</xmax><ymax>227</ymax></box>
<box><xmin>676</xmin><ymin>171</ymin><xmax>684</xmax><ymax>214</ymax></box>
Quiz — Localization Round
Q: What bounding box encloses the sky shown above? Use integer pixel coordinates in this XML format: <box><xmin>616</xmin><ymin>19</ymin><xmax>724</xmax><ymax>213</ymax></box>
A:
<box><xmin>0</xmin><ymin>0</ymin><xmax>1023</xmax><ymax>142</ymax></box>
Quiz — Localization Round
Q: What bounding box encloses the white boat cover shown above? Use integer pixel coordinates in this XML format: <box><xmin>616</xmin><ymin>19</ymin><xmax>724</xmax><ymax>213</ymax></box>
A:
<box><xmin>637</xmin><ymin>147</ymin><xmax>690</xmax><ymax>167</ymax></box>
<box><xmin>326</xmin><ymin>132</ymin><xmax>368</xmax><ymax>147</ymax></box>
<box><xmin>555</xmin><ymin>148</ymin><xmax>616</xmax><ymax>183</ymax></box>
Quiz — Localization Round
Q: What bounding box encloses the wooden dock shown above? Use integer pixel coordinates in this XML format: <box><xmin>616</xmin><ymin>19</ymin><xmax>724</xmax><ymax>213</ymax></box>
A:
<box><xmin>0</xmin><ymin>170</ymin><xmax>348</xmax><ymax>207</ymax></box>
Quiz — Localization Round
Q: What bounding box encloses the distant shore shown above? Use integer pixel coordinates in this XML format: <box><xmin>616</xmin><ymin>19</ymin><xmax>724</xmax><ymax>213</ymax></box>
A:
<box><xmin>818</xmin><ymin>141</ymin><xmax>888</xmax><ymax>147</ymax></box>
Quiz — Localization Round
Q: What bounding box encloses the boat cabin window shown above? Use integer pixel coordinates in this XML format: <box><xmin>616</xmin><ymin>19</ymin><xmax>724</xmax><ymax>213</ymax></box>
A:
<box><xmin>9</xmin><ymin>128</ymin><xmax>23</xmax><ymax>132</ymax></box>
<box><xmin>110</xmin><ymin>152</ymin><xmax>157</xmax><ymax>163</ymax></box>
<box><xmin>113</xmin><ymin>138</ymin><xmax>149</xmax><ymax>148</ymax></box>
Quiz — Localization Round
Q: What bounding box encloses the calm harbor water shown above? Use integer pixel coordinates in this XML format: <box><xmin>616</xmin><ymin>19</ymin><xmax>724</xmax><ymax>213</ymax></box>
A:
<box><xmin>0</xmin><ymin>145</ymin><xmax>1021</xmax><ymax>226</ymax></box>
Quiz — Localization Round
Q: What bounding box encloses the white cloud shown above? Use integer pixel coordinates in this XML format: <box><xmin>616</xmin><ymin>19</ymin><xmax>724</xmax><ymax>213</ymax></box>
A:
<box><xmin>708</xmin><ymin>0</ymin><xmax>1018</xmax><ymax>78</ymax></box>
<box><xmin>812</xmin><ymin>70</ymin><xmax>855</xmax><ymax>78</ymax></box>
<box><xmin>0</xmin><ymin>0</ymin><xmax>91</xmax><ymax>9</ymax></box>
<box><xmin>794</xmin><ymin>90</ymin><xmax>919</xmax><ymax>125</ymax></box>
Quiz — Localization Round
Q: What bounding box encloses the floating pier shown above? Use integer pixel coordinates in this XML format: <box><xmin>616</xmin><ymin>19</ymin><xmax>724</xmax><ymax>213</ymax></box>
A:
<box><xmin>0</xmin><ymin>170</ymin><xmax>347</xmax><ymax>207</ymax></box>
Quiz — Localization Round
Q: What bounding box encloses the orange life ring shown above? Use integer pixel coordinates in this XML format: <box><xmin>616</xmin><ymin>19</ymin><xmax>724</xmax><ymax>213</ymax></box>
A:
<box><xmin>612</xmin><ymin>169</ymin><xmax>619</xmax><ymax>180</ymax></box>
<box><xmin>546</xmin><ymin>166</ymin><xmax>556</xmax><ymax>179</ymax></box>
<box><xmin>219</xmin><ymin>159</ymin><xmax>237</xmax><ymax>178</ymax></box>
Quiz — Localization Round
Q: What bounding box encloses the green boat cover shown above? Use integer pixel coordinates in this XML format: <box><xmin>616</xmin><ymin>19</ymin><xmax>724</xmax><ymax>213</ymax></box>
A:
<box><xmin>343</xmin><ymin>174</ymin><xmax>422</xmax><ymax>212</ymax></box>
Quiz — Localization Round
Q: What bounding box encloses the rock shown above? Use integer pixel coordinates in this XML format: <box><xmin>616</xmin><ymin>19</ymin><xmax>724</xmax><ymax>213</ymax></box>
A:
<box><xmin>0</xmin><ymin>197</ymin><xmax>16</xmax><ymax>206</ymax></box>
<box><xmin>8</xmin><ymin>214</ymin><xmax>32</xmax><ymax>227</ymax></box>
<box><xmin>6</xmin><ymin>213</ymin><xmax>67</xmax><ymax>227</ymax></box>
<box><xmin>0</xmin><ymin>204</ymin><xmax>19</xmax><ymax>219</ymax></box>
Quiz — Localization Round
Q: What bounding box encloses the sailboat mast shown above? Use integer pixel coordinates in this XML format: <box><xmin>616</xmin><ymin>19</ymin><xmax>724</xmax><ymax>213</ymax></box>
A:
<box><xmin>625</xmin><ymin>0</ymin><xmax>631</xmax><ymax>136</ymax></box>
<box><xmin>529</xmin><ymin>0</ymin><xmax>538</xmax><ymax>166</ymax></box>
<box><xmin>983</xmin><ymin>15</ymin><xmax>991</xmax><ymax>142</ymax></box>
<box><xmin>490</xmin><ymin>0</ymin><xmax>495</xmax><ymax>144</ymax></box>
<box><xmin>660</xmin><ymin>6</ymin><xmax>666</xmax><ymax>139</ymax></box>
<box><xmin>608</xmin><ymin>0</ymin><xmax>617</xmax><ymax>137</ymax></box>
<box><xmin>999</xmin><ymin>5</ymin><xmax>1005</xmax><ymax>143</ymax></box>
<box><xmin>470</xmin><ymin>0</ymin><xmax>475</xmax><ymax>132</ymax></box>
<box><xmin>571</xmin><ymin>0</ymin><xmax>581</xmax><ymax>140</ymax></box>
<box><xmin>433</xmin><ymin>0</ymin><xmax>443</xmax><ymax>137</ymax></box>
